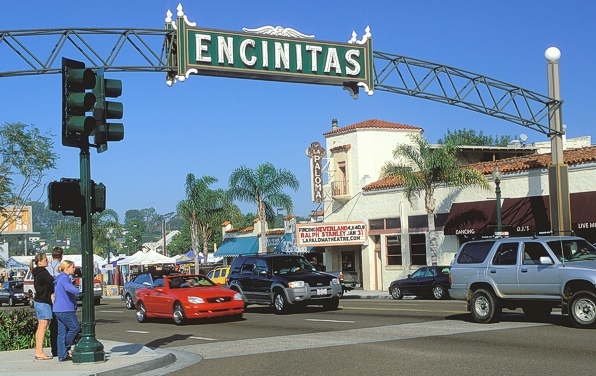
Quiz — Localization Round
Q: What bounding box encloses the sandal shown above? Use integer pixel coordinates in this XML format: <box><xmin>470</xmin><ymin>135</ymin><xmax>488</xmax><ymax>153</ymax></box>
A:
<box><xmin>35</xmin><ymin>355</ymin><xmax>53</xmax><ymax>360</ymax></box>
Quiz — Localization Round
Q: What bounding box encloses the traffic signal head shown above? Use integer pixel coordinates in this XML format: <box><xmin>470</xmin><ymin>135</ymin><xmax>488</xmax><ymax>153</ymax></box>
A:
<box><xmin>62</xmin><ymin>58</ymin><xmax>96</xmax><ymax>148</ymax></box>
<box><xmin>93</xmin><ymin>67</ymin><xmax>124</xmax><ymax>153</ymax></box>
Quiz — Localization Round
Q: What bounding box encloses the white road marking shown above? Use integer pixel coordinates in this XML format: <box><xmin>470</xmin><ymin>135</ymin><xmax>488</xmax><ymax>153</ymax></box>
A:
<box><xmin>175</xmin><ymin>320</ymin><xmax>547</xmax><ymax>359</ymax></box>
<box><xmin>100</xmin><ymin>310</ymin><xmax>123</xmax><ymax>313</ymax></box>
<box><xmin>305</xmin><ymin>319</ymin><xmax>355</xmax><ymax>323</ymax></box>
<box><xmin>126</xmin><ymin>330</ymin><xmax>150</xmax><ymax>334</ymax></box>
<box><xmin>190</xmin><ymin>336</ymin><xmax>217</xmax><ymax>341</ymax></box>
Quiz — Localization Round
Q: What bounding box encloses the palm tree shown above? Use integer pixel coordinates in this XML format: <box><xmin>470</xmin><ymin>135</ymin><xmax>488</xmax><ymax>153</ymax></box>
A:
<box><xmin>176</xmin><ymin>174</ymin><xmax>239</xmax><ymax>274</ymax></box>
<box><xmin>381</xmin><ymin>134</ymin><xmax>489</xmax><ymax>265</ymax></box>
<box><xmin>228</xmin><ymin>163</ymin><xmax>300</xmax><ymax>254</ymax></box>
<box><xmin>92</xmin><ymin>210</ymin><xmax>122</xmax><ymax>256</ymax></box>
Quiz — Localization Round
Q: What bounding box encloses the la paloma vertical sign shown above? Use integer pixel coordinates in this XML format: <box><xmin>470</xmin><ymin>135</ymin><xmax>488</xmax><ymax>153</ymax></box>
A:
<box><xmin>307</xmin><ymin>142</ymin><xmax>325</xmax><ymax>203</ymax></box>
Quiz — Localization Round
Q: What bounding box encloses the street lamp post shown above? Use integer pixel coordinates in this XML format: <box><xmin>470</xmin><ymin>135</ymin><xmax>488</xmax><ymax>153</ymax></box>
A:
<box><xmin>492</xmin><ymin>164</ymin><xmax>503</xmax><ymax>234</ymax></box>
<box><xmin>545</xmin><ymin>47</ymin><xmax>572</xmax><ymax>235</ymax></box>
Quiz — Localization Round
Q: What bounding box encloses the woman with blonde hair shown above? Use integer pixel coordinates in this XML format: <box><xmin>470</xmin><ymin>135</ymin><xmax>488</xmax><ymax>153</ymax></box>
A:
<box><xmin>53</xmin><ymin>260</ymin><xmax>81</xmax><ymax>362</ymax></box>
<box><xmin>30</xmin><ymin>253</ymin><xmax>54</xmax><ymax>360</ymax></box>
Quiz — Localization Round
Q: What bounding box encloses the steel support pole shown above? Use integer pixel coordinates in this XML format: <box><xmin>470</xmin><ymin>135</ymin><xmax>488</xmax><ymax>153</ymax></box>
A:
<box><xmin>73</xmin><ymin>145</ymin><xmax>105</xmax><ymax>363</ymax></box>
<box><xmin>546</xmin><ymin>50</ymin><xmax>572</xmax><ymax>235</ymax></box>
<box><xmin>495</xmin><ymin>178</ymin><xmax>502</xmax><ymax>233</ymax></box>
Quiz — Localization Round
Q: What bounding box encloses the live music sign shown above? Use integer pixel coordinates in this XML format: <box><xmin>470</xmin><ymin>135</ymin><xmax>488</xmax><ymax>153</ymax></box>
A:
<box><xmin>165</xmin><ymin>5</ymin><xmax>374</xmax><ymax>95</ymax></box>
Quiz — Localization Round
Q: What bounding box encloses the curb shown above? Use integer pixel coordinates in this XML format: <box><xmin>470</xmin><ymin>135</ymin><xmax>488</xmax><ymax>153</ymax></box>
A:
<box><xmin>96</xmin><ymin>352</ymin><xmax>177</xmax><ymax>376</ymax></box>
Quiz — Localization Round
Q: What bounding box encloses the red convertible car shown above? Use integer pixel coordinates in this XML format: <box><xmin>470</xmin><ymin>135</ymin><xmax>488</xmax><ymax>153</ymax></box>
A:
<box><xmin>135</xmin><ymin>274</ymin><xmax>244</xmax><ymax>325</ymax></box>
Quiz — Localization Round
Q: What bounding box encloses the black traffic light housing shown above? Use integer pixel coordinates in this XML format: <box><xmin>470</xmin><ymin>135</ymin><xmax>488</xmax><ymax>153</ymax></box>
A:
<box><xmin>62</xmin><ymin>58</ymin><xmax>96</xmax><ymax>148</ymax></box>
<box><xmin>48</xmin><ymin>178</ymin><xmax>106</xmax><ymax>217</ymax></box>
<box><xmin>93</xmin><ymin>67</ymin><xmax>124</xmax><ymax>153</ymax></box>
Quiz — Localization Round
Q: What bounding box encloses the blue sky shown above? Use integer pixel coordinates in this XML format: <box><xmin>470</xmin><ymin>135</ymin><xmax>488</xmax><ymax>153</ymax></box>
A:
<box><xmin>2</xmin><ymin>1</ymin><xmax>595</xmax><ymax>222</ymax></box>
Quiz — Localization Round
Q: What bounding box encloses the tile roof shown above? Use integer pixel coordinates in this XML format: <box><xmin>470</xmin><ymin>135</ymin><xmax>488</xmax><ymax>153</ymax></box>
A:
<box><xmin>323</xmin><ymin>119</ymin><xmax>423</xmax><ymax>137</ymax></box>
<box><xmin>363</xmin><ymin>146</ymin><xmax>596</xmax><ymax>192</ymax></box>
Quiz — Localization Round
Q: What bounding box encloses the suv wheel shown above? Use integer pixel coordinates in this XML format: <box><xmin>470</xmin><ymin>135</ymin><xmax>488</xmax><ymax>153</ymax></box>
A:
<box><xmin>29</xmin><ymin>292</ymin><xmax>35</xmax><ymax>308</ymax></box>
<box><xmin>322</xmin><ymin>298</ymin><xmax>340</xmax><ymax>311</ymax></box>
<box><xmin>471</xmin><ymin>288</ymin><xmax>501</xmax><ymax>323</ymax></box>
<box><xmin>9</xmin><ymin>297</ymin><xmax>15</xmax><ymax>306</ymax></box>
<box><xmin>569</xmin><ymin>290</ymin><xmax>596</xmax><ymax>329</ymax></box>
<box><xmin>432</xmin><ymin>285</ymin><xmax>446</xmax><ymax>300</ymax></box>
<box><xmin>125</xmin><ymin>294</ymin><xmax>134</xmax><ymax>310</ymax></box>
<box><xmin>273</xmin><ymin>291</ymin><xmax>289</xmax><ymax>315</ymax></box>
<box><xmin>390</xmin><ymin>285</ymin><xmax>403</xmax><ymax>300</ymax></box>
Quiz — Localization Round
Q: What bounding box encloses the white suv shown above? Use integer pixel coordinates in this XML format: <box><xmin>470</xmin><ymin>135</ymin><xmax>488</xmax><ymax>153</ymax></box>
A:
<box><xmin>450</xmin><ymin>236</ymin><xmax>596</xmax><ymax>328</ymax></box>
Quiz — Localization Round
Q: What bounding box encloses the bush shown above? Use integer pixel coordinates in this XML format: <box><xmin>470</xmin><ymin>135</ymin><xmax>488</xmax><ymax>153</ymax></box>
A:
<box><xmin>0</xmin><ymin>309</ymin><xmax>50</xmax><ymax>351</ymax></box>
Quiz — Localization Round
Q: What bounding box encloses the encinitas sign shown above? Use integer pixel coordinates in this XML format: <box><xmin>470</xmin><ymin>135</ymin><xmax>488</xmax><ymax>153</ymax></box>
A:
<box><xmin>165</xmin><ymin>5</ymin><xmax>374</xmax><ymax>97</ymax></box>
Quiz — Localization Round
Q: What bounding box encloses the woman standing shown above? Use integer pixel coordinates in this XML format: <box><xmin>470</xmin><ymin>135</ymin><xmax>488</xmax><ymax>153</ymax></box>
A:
<box><xmin>53</xmin><ymin>260</ymin><xmax>81</xmax><ymax>362</ymax></box>
<box><xmin>30</xmin><ymin>253</ymin><xmax>54</xmax><ymax>360</ymax></box>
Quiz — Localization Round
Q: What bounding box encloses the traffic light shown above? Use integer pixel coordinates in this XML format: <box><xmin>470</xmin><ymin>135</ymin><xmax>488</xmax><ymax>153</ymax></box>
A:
<box><xmin>93</xmin><ymin>67</ymin><xmax>124</xmax><ymax>153</ymax></box>
<box><xmin>48</xmin><ymin>178</ymin><xmax>106</xmax><ymax>217</ymax></box>
<box><xmin>62</xmin><ymin>58</ymin><xmax>96</xmax><ymax>148</ymax></box>
<box><xmin>92</xmin><ymin>181</ymin><xmax>106</xmax><ymax>213</ymax></box>
<box><xmin>48</xmin><ymin>178</ymin><xmax>84</xmax><ymax>216</ymax></box>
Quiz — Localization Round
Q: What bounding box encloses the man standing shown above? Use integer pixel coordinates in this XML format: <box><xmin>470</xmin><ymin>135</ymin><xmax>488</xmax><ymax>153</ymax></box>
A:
<box><xmin>46</xmin><ymin>246</ymin><xmax>63</xmax><ymax>357</ymax></box>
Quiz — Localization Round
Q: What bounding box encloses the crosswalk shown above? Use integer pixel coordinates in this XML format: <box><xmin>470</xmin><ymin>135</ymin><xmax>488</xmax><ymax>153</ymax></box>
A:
<box><xmin>173</xmin><ymin>320</ymin><xmax>547</xmax><ymax>359</ymax></box>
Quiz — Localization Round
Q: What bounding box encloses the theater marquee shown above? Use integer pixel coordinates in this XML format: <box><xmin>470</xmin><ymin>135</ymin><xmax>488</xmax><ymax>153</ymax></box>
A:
<box><xmin>296</xmin><ymin>222</ymin><xmax>367</xmax><ymax>247</ymax></box>
<box><xmin>165</xmin><ymin>4</ymin><xmax>374</xmax><ymax>96</ymax></box>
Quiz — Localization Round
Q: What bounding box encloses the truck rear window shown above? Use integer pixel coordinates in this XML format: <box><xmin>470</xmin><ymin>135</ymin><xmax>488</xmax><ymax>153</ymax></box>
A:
<box><xmin>457</xmin><ymin>241</ymin><xmax>495</xmax><ymax>264</ymax></box>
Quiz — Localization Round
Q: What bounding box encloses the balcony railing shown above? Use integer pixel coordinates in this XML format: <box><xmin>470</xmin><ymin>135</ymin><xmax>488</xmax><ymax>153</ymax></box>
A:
<box><xmin>331</xmin><ymin>180</ymin><xmax>349</xmax><ymax>196</ymax></box>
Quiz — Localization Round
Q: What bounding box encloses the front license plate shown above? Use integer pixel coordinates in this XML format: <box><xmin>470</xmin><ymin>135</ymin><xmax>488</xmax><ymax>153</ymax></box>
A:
<box><xmin>316</xmin><ymin>288</ymin><xmax>327</xmax><ymax>296</ymax></box>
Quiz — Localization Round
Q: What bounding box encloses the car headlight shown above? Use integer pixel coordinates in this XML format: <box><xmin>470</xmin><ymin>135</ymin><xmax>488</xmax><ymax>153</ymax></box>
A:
<box><xmin>234</xmin><ymin>293</ymin><xmax>243</xmax><ymax>301</ymax></box>
<box><xmin>331</xmin><ymin>278</ymin><xmax>340</xmax><ymax>285</ymax></box>
<box><xmin>288</xmin><ymin>281</ymin><xmax>304</xmax><ymax>288</ymax></box>
<box><xmin>188</xmin><ymin>296</ymin><xmax>204</xmax><ymax>304</ymax></box>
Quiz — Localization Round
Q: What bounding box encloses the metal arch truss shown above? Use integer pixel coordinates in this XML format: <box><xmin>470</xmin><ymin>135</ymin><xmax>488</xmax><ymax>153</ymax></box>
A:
<box><xmin>0</xmin><ymin>28</ymin><xmax>560</xmax><ymax>136</ymax></box>
<box><xmin>0</xmin><ymin>28</ymin><xmax>176</xmax><ymax>76</ymax></box>
<box><xmin>373</xmin><ymin>51</ymin><xmax>561</xmax><ymax>136</ymax></box>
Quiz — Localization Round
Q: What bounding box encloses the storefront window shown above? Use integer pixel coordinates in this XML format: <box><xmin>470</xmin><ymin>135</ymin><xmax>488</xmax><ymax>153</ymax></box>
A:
<box><xmin>410</xmin><ymin>233</ymin><xmax>427</xmax><ymax>265</ymax></box>
<box><xmin>386</xmin><ymin>235</ymin><xmax>402</xmax><ymax>265</ymax></box>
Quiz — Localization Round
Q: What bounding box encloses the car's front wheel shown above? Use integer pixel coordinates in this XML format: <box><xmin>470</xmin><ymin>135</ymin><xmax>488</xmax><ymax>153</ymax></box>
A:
<box><xmin>273</xmin><ymin>291</ymin><xmax>289</xmax><ymax>315</ymax></box>
<box><xmin>470</xmin><ymin>288</ymin><xmax>501</xmax><ymax>323</ymax></box>
<box><xmin>173</xmin><ymin>302</ymin><xmax>186</xmax><ymax>325</ymax></box>
<box><xmin>432</xmin><ymin>285</ymin><xmax>446</xmax><ymax>300</ymax></box>
<box><xmin>390</xmin><ymin>285</ymin><xmax>403</xmax><ymax>299</ymax></box>
<box><xmin>125</xmin><ymin>294</ymin><xmax>134</xmax><ymax>310</ymax></box>
<box><xmin>569</xmin><ymin>290</ymin><xmax>596</xmax><ymax>329</ymax></box>
<box><xmin>136</xmin><ymin>301</ymin><xmax>147</xmax><ymax>323</ymax></box>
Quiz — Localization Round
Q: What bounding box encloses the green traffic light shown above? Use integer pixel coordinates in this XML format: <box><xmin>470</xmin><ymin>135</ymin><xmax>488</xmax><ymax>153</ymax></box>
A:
<box><xmin>66</xmin><ymin>92</ymin><xmax>96</xmax><ymax>114</ymax></box>
<box><xmin>62</xmin><ymin>58</ymin><xmax>97</xmax><ymax>148</ymax></box>
<box><xmin>66</xmin><ymin>116</ymin><xmax>95</xmax><ymax>136</ymax></box>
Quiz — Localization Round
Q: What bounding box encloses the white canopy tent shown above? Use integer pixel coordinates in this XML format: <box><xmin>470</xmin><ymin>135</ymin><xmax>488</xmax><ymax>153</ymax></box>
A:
<box><xmin>129</xmin><ymin>250</ymin><xmax>176</xmax><ymax>266</ymax></box>
<box><xmin>116</xmin><ymin>250</ymin><xmax>145</xmax><ymax>266</ymax></box>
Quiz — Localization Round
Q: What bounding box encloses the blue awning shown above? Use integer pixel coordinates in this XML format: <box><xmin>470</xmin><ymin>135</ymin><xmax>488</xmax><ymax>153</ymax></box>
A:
<box><xmin>214</xmin><ymin>236</ymin><xmax>259</xmax><ymax>257</ymax></box>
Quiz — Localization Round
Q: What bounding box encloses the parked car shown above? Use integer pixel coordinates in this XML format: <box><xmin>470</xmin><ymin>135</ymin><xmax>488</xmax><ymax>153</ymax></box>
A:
<box><xmin>227</xmin><ymin>254</ymin><xmax>342</xmax><ymax>314</ymax></box>
<box><xmin>135</xmin><ymin>274</ymin><xmax>244</xmax><ymax>325</ymax></box>
<box><xmin>324</xmin><ymin>270</ymin><xmax>359</xmax><ymax>297</ymax></box>
<box><xmin>0</xmin><ymin>280</ymin><xmax>28</xmax><ymax>306</ymax></box>
<box><xmin>72</xmin><ymin>267</ymin><xmax>103</xmax><ymax>305</ymax></box>
<box><xmin>450</xmin><ymin>235</ymin><xmax>596</xmax><ymax>328</ymax></box>
<box><xmin>206</xmin><ymin>266</ymin><xmax>230</xmax><ymax>285</ymax></box>
<box><xmin>389</xmin><ymin>266</ymin><xmax>451</xmax><ymax>300</ymax></box>
<box><xmin>122</xmin><ymin>270</ymin><xmax>180</xmax><ymax>309</ymax></box>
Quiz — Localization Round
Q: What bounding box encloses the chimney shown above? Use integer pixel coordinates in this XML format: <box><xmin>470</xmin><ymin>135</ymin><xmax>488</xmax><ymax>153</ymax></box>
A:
<box><xmin>331</xmin><ymin>118</ymin><xmax>338</xmax><ymax>131</ymax></box>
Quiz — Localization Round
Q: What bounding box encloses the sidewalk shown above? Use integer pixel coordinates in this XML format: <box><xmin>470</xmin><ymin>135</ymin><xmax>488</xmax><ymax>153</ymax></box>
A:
<box><xmin>0</xmin><ymin>290</ymin><xmax>388</xmax><ymax>375</ymax></box>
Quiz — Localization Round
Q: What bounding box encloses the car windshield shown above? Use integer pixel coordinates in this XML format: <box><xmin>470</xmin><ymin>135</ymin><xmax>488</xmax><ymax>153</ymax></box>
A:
<box><xmin>547</xmin><ymin>238</ymin><xmax>596</xmax><ymax>262</ymax></box>
<box><xmin>168</xmin><ymin>275</ymin><xmax>215</xmax><ymax>289</ymax></box>
<box><xmin>272</xmin><ymin>257</ymin><xmax>316</xmax><ymax>274</ymax></box>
